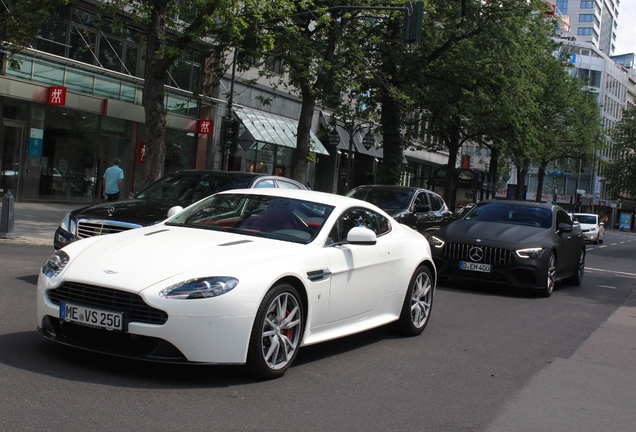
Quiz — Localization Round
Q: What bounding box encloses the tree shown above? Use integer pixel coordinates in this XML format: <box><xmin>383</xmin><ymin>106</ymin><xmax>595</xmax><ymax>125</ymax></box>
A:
<box><xmin>606</xmin><ymin>108</ymin><xmax>636</xmax><ymax>199</ymax></box>
<box><xmin>2</xmin><ymin>0</ymin><xmax>252</xmax><ymax>188</ymax></box>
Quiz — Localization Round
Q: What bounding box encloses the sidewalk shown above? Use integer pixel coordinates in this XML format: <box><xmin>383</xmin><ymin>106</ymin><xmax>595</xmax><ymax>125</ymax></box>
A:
<box><xmin>0</xmin><ymin>201</ymin><xmax>81</xmax><ymax>247</ymax></box>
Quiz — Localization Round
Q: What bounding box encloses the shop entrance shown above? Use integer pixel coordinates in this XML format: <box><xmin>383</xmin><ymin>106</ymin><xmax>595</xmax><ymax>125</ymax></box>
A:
<box><xmin>0</xmin><ymin>120</ymin><xmax>26</xmax><ymax>198</ymax></box>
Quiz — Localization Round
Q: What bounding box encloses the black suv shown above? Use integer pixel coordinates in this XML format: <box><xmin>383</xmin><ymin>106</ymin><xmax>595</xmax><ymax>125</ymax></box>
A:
<box><xmin>54</xmin><ymin>170</ymin><xmax>306</xmax><ymax>249</ymax></box>
<box><xmin>346</xmin><ymin>185</ymin><xmax>452</xmax><ymax>235</ymax></box>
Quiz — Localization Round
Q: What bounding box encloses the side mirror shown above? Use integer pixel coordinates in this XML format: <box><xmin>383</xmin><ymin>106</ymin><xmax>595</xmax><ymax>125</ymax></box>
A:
<box><xmin>414</xmin><ymin>204</ymin><xmax>431</xmax><ymax>213</ymax></box>
<box><xmin>557</xmin><ymin>223</ymin><xmax>572</xmax><ymax>233</ymax></box>
<box><xmin>167</xmin><ymin>206</ymin><xmax>184</xmax><ymax>218</ymax></box>
<box><xmin>346</xmin><ymin>226</ymin><xmax>377</xmax><ymax>245</ymax></box>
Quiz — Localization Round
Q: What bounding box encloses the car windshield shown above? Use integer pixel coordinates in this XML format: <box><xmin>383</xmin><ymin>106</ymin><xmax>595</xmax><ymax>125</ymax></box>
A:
<box><xmin>166</xmin><ymin>194</ymin><xmax>335</xmax><ymax>244</ymax></box>
<box><xmin>574</xmin><ymin>215</ymin><xmax>597</xmax><ymax>225</ymax></box>
<box><xmin>347</xmin><ymin>188</ymin><xmax>414</xmax><ymax>210</ymax></box>
<box><xmin>464</xmin><ymin>203</ymin><xmax>552</xmax><ymax>229</ymax></box>
<box><xmin>135</xmin><ymin>172</ymin><xmax>256</xmax><ymax>204</ymax></box>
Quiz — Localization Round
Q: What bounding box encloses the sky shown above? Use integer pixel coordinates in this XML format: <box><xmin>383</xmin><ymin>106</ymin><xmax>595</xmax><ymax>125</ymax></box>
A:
<box><xmin>614</xmin><ymin>1</ymin><xmax>636</xmax><ymax>55</ymax></box>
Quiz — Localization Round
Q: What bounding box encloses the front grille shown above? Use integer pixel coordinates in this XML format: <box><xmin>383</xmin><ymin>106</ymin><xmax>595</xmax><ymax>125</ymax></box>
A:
<box><xmin>444</xmin><ymin>243</ymin><xmax>513</xmax><ymax>265</ymax></box>
<box><xmin>47</xmin><ymin>282</ymin><xmax>168</xmax><ymax>325</ymax></box>
<box><xmin>77</xmin><ymin>220</ymin><xmax>141</xmax><ymax>239</ymax></box>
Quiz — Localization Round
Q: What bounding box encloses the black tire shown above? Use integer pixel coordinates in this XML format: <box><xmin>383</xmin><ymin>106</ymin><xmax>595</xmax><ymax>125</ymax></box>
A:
<box><xmin>396</xmin><ymin>265</ymin><xmax>434</xmax><ymax>336</ymax></box>
<box><xmin>538</xmin><ymin>252</ymin><xmax>556</xmax><ymax>298</ymax></box>
<box><xmin>246</xmin><ymin>283</ymin><xmax>303</xmax><ymax>379</ymax></box>
<box><xmin>565</xmin><ymin>248</ymin><xmax>585</xmax><ymax>286</ymax></box>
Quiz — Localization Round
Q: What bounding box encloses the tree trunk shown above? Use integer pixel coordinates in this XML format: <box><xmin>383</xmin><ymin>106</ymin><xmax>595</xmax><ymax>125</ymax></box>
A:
<box><xmin>293</xmin><ymin>93</ymin><xmax>316</xmax><ymax>183</ymax></box>
<box><xmin>142</xmin><ymin>0</ymin><xmax>169</xmax><ymax>188</ymax></box>
<box><xmin>514</xmin><ymin>163</ymin><xmax>528</xmax><ymax>200</ymax></box>
<box><xmin>536</xmin><ymin>164</ymin><xmax>546</xmax><ymax>203</ymax></box>
<box><xmin>442</xmin><ymin>124</ymin><xmax>462</xmax><ymax>211</ymax></box>
<box><xmin>376</xmin><ymin>91</ymin><xmax>404</xmax><ymax>185</ymax></box>
<box><xmin>488</xmin><ymin>147</ymin><xmax>500</xmax><ymax>200</ymax></box>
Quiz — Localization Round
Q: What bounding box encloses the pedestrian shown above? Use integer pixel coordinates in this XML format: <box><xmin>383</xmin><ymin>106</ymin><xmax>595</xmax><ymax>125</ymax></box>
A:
<box><xmin>305</xmin><ymin>182</ymin><xmax>312</xmax><ymax>190</ymax></box>
<box><xmin>603</xmin><ymin>214</ymin><xmax>609</xmax><ymax>230</ymax></box>
<box><xmin>103</xmin><ymin>157</ymin><xmax>124</xmax><ymax>201</ymax></box>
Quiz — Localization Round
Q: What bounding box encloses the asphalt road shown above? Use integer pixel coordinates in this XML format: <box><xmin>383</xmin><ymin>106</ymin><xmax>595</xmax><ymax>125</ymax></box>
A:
<box><xmin>1</xmin><ymin>231</ymin><xmax>635</xmax><ymax>431</ymax></box>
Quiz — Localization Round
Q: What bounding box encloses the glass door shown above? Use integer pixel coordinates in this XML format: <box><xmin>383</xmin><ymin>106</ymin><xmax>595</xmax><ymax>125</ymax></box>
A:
<box><xmin>1</xmin><ymin>121</ymin><xmax>25</xmax><ymax>198</ymax></box>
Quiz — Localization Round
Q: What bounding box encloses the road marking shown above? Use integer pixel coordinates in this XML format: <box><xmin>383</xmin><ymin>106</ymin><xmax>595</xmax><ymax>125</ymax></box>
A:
<box><xmin>620</xmin><ymin>241</ymin><xmax>626</xmax><ymax>244</ymax></box>
<box><xmin>611</xmin><ymin>243</ymin><xmax>618</xmax><ymax>246</ymax></box>
<box><xmin>599</xmin><ymin>245</ymin><xmax>607</xmax><ymax>248</ymax></box>
<box><xmin>598</xmin><ymin>285</ymin><xmax>616</xmax><ymax>289</ymax></box>
<box><xmin>587</xmin><ymin>267</ymin><xmax>636</xmax><ymax>278</ymax></box>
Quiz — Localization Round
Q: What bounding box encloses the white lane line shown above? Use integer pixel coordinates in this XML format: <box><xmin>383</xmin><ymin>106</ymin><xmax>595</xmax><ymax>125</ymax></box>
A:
<box><xmin>587</xmin><ymin>267</ymin><xmax>636</xmax><ymax>278</ymax></box>
<box><xmin>598</xmin><ymin>285</ymin><xmax>616</xmax><ymax>289</ymax></box>
<box><xmin>599</xmin><ymin>245</ymin><xmax>607</xmax><ymax>248</ymax></box>
<box><xmin>620</xmin><ymin>242</ymin><xmax>626</xmax><ymax>244</ymax></box>
<box><xmin>611</xmin><ymin>243</ymin><xmax>618</xmax><ymax>246</ymax></box>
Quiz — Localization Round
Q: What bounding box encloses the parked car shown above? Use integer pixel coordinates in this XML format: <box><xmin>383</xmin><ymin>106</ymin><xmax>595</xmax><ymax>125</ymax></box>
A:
<box><xmin>429</xmin><ymin>200</ymin><xmax>585</xmax><ymax>297</ymax></box>
<box><xmin>571</xmin><ymin>213</ymin><xmax>604</xmax><ymax>244</ymax></box>
<box><xmin>54</xmin><ymin>170</ymin><xmax>306</xmax><ymax>249</ymax></box>
<box><xmin>38</xmin><ymin>189</ymin><xmax>436</xmax><ymax>379</ymax></box>
<box><xmin>346</xmin><ymin>185</ymin><xmax>452</xmax><ymax>236</ymax></box>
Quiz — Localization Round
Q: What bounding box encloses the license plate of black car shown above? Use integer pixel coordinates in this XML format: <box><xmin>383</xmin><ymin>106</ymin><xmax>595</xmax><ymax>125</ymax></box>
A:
<box><xmin>459</xmin><ymin>261</ymin><xmax>492</xmax><ymax>273</ymax></box>
<box><xmin>59</xmin><ymin>301</ymin><xmax>124</xmax><ymax>331</ymax></box>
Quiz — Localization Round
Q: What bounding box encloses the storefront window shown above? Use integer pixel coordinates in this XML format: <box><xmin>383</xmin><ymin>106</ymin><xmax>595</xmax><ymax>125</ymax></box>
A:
<box><xmin>245</xmin><ymin>143</ymin><xmax>275</xmax><ymax>174</ymax></box>
<box><xmin>164</xmin><ymin>128</ymin><xmax>197</xmax><ymax>175</ymax></box>
<box><xmin>39</xmin><ymin>108</ymin><xmax>99</xmax><ymax>201</ymax></box>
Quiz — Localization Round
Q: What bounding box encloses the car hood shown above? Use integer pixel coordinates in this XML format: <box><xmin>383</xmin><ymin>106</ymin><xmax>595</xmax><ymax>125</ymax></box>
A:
<box><xmin>435</xmin><ymin>221</ymin><xmax>552</xmax><ymax>246</ymax></box>
<box><xmin>61</xmin><ymin>225</ymin><xmax>306</xmax><ymax>293</ymax></box>
<box><xmin>71</xmin><ymin>199</ymin><xmax>181</xmax><ymax>226</ymax></box>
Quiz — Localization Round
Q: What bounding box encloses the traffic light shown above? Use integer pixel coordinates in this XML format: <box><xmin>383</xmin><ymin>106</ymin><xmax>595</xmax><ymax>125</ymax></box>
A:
<box><xmin>402</xmin><ymin>2</ymin><xmax>423</xmax><ymax>44</ymax></box>
<box><xmin>222</xmin><ymin>117</ymin><xmax>239</xmax><ymax>152</ymax></box>
<box><xmin>576</xmin><ymin>192</ymin><xmax>583</xmax><ymax>206</ymax></box>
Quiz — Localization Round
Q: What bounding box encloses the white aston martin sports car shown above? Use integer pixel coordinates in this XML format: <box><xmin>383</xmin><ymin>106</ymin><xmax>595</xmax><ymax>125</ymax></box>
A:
<box><xmin>37</xmin><ymin>189</ymin><xmax>436</xmax><ymax>379</ymax></box>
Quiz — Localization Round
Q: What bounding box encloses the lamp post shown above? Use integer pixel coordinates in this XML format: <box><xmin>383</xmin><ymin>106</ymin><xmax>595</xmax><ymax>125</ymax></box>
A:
<box><xmin>329</xmin><ymin>120</ymin><xmax>375</xmax><ymax>192</ymax></box>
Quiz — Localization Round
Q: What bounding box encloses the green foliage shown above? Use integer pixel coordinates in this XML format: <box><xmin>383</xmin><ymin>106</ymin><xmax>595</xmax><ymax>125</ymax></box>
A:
<box><xmin>607</xmin><ymin>108</ymin><xmax>636</xmax><ymax>198</ymax></box>
<box><xmin>0</xmin><ymin>0</ymin><xmax>69</xmax><ymax>59</ymax></box>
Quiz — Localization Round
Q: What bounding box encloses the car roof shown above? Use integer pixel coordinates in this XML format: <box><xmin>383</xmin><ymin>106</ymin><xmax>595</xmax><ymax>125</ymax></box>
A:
<box><xmin>349</xmin><ymin>185</ymin><xmax>426</xmax><ymax>192</ymax></box>
<box><xmin>477</xmin><ymin>199</ymin><xmax>558</xmax><ymax>210</ymax></box>
<box><xmin>215</xmin><ymin>188</ymin><xmax>377</xmax><ymax>209</ymax></box>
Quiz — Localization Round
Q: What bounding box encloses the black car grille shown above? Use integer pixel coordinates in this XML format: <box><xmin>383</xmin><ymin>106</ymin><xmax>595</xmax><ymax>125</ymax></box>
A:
<box><xmin>444</xmin><ymin>243</ymin><xmax>513</xmax><ymax>265</ymax></box>
<box><xmin>77</xmin><ymin>220</ymin><xmax>141</xmax><ymax>239</ymax></box>
<box><xmin>47</xmin><ymin>282</ymin><xmax>168</xmax><ymax>325</ymax></box>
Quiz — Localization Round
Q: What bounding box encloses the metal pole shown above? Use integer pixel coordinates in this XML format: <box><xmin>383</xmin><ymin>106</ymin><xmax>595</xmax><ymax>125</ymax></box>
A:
<box><xmin>223</xmin><ymin>49</ymin><xmax>238</xmax><ymax>172</ymax></box>
<box><xmin>345</xmin><ymin>123</ymin><xmax>354</xmax><ymax>192</ymax></box>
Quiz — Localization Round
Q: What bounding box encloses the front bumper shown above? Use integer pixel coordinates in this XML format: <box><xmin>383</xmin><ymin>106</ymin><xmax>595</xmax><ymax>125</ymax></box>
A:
<box><xmin>433</xmin><ymin>255</ymin><xmax>547</xmax><ymax>289</ymax></box>
<box><xmin>37</xmin><ymin>278</ymin><xmax>255</xmax><ymax>364</ymax></box>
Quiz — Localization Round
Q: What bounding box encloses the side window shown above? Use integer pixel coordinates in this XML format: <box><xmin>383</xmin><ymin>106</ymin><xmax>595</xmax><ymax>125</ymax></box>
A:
<box><xmin>428</xmin><ymin>193</ymin><xmax>443</xmax><ymax>211</ymax></box>
<box><xmin>327</xmin><ymin>208</ymin><xmax>390</xmax><ymax>244</ymax></box>
<box><xmin>413</xmin><ymin>192</ymin><xmax>429</xmax><ymax>209</ymax></box>
<box><xmin>556</xmin><ymin>210</ymin><xmax>570</xmax><ymax>227</ymax></box>
<box><xmin>253</xmin><ymin>180</ymin><xmax>275</xmax><ymax>188</ymax></box>
<box><xmin>276</xmin><ymin>180</ymin><xmax>301</xmax><ymax>189</ymax></box>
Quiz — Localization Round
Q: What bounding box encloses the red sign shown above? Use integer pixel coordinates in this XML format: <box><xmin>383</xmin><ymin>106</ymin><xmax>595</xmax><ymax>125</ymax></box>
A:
<box><xmin>139</xmin><ymin>141</ymin><xmax>146</xmax><ymax>164</ymax></box>
<box><xmin>198</xmin><ymin>119</ymin><xmax>213</xmax><ymax>135</ymax></box>
<box><xmin>48</xmin><ymin>86</ymin><xmax>67</xmax><ymax>106</ymax></box>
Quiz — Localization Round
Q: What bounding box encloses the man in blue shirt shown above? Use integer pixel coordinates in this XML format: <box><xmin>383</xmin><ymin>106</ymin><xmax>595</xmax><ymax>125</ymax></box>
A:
<box><xmin>103</xmin><ymin>157</ymin><xmax>124</xmax><ymax>201</ymax></box>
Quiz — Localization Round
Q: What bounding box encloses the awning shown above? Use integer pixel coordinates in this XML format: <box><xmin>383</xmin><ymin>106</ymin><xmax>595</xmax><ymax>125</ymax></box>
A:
<box><xmin>234</xmin><ymin>107</ymin><xmax>330</xmax><ymax>156</ymax></box>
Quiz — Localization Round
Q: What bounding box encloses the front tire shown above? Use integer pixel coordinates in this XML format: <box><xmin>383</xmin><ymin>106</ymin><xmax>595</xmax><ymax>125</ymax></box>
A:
<box><xmin>538</xmin><ymin>253</ymin><xmax>556</xmax><ymax>297</ymax></box>
<box><xmin>565</xmin><ymin>248</ymin><xmax>585</xmax><ymax>286</ymax></box>
<box><xmin>397</xmin><ymin>265</ymin><xmax>434</xmax><ymax>336</ymax></box>
<box><xmin>247</xmin><ymin>284</ymin><xmax>303</xmax><ymax>379</ymax></box>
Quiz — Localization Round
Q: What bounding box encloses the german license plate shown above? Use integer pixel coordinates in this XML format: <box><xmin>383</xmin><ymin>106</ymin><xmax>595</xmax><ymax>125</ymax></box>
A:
<box><xmin>460</xmin><ymin>261</ymin><xmax>492</xmax><ymax>273</ymax></box>
<box><xmin>60</xmin><ymin>301</ymin><xmax>124</xmax><ymax>331</ymax></box>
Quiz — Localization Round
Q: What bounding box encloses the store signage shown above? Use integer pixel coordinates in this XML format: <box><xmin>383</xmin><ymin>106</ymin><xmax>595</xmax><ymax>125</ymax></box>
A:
<box><xmin>198</xmin><ymin>120</ymin><xmax>213</xmax><ymax>135</ymax></box>
<box><xmin>48</xmin><ymin>86</ymin><xmax>67</xmax><ymax>106</ymax></box>
<box><xmin>139</xmin><ymin>142</ymin><xmax>146</xmax><ymax>164</ymax></box>
<box><xmin>29</xmin><ymin>128</ymin><xmax>44</xmax><ymax>158</ymax></box>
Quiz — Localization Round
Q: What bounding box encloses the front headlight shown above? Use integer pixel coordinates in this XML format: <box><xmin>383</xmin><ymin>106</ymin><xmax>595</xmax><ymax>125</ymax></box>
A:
<box><xmin>158</xmin><ymin>277</ymin><xmax>239</xmax><ymax>299</ymax></box>
<box><xmin>429</xmin><ymin>236</ymin><xmax>445</xmax><ymax>248</ymax></box>
<box><xmin>516</xmin><ymin>247</ymin><xmax>545</xmax><ymax>259</ymax></box>
<box><xmin>59</xmin><ymin>212</ymin><xmax>77</xmax><ymax>235</ymax></box>
<box><xmin>42</xmin><ymin>251</ymin><xmax>70</xmax><ymax>278</ymax></box>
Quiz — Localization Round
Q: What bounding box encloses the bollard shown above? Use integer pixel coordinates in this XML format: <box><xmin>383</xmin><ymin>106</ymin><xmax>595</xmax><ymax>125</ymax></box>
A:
<box><xmin>0</xmin><ymin>190</ymin><xmax>17</xmax><ymax>239</ymax></box>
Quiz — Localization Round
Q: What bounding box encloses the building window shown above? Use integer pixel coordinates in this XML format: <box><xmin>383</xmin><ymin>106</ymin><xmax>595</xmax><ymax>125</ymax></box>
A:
<box><xmin>579</xmin><ymin>14</ymin><xmax>594</xmax><ymax>22</ymax></box>
<box><xmin>580</xmin><ymin>1</ymin><xmax>594</xmax><ymax>8</ymax></box>
<box><xmin>577</xmin><ymin>28</ymin><xmax>593</xmax><ymax>35</ymax></box>
<box><xmin>557</xmin><ymin>1</ymin><xmax>568</xmax><ymax>14</ymax></box>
